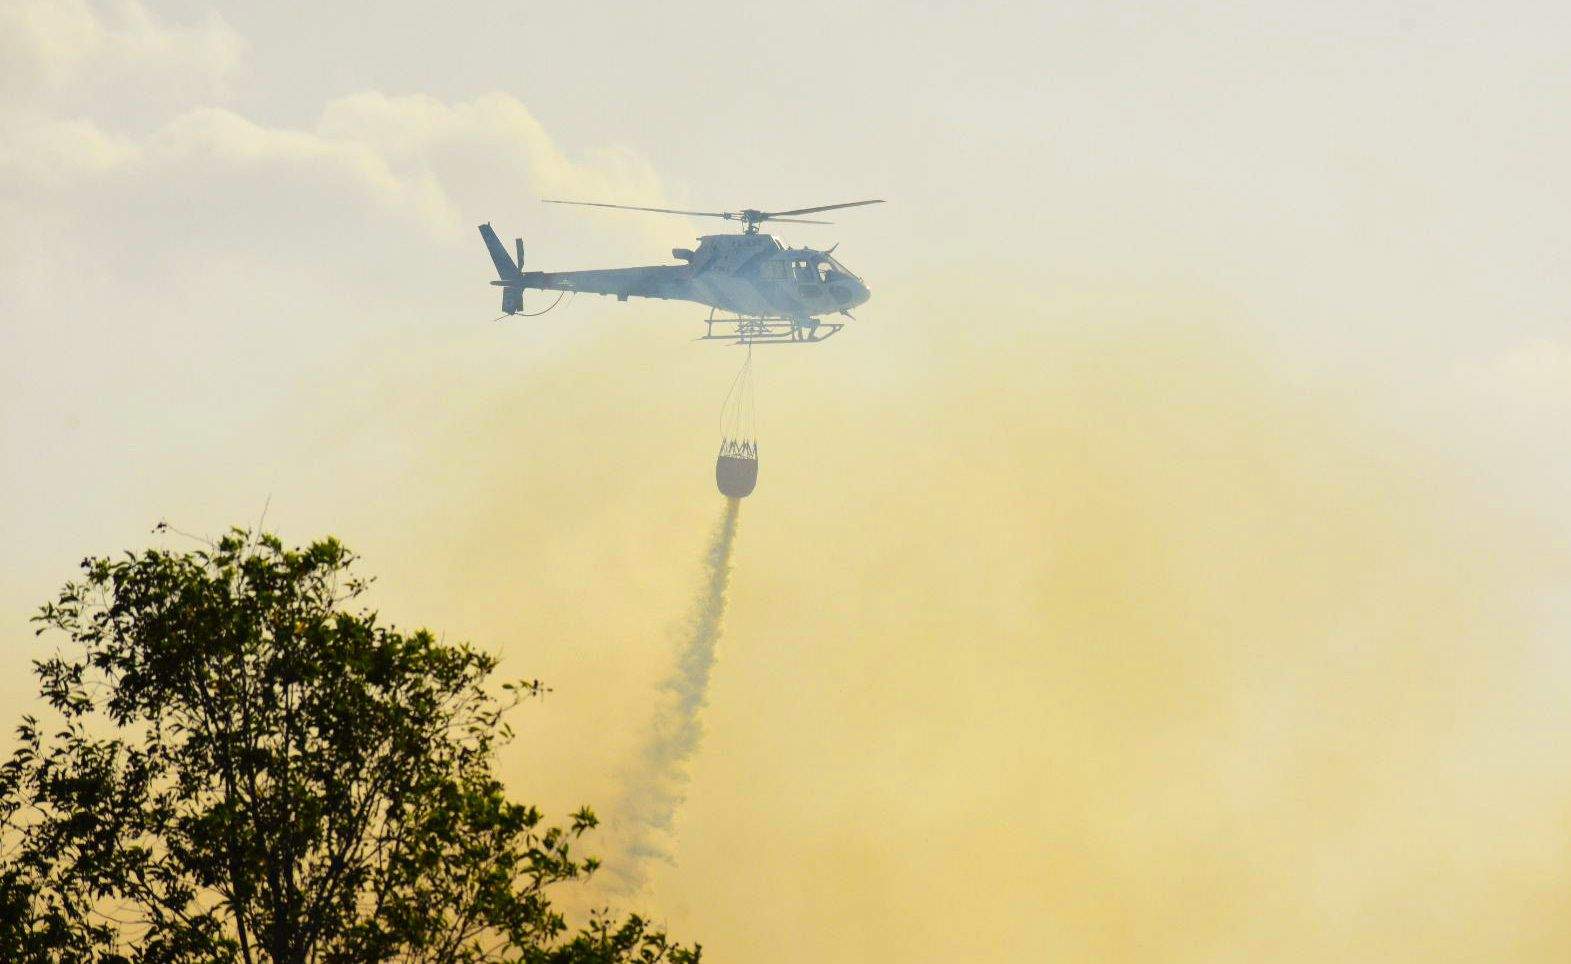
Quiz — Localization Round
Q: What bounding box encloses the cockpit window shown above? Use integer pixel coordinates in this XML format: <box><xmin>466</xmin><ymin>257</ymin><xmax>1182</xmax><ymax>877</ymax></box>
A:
<box><xmin>817</xmin><ymin>261</ymin><xmax>831</xmax><ymax>283</ymax></box>
<box><xmin>825</xmin><ymin>254</ymin><xmax>859</xmax><ymax>280</ymax></box>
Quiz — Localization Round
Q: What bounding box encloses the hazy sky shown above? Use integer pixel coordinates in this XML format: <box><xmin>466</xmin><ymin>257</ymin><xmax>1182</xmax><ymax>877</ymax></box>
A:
<box><xmin>4</xmin><ymin>2</ymin><xmax>1571</xmax><ymax>960</ymax></box>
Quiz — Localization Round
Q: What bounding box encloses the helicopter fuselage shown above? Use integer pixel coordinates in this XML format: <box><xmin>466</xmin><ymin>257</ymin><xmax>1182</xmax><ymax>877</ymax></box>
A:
<box><xmin>485</xmin><ymin>230</ymin><xmax>870</xmax><ymax>323</ymax></box>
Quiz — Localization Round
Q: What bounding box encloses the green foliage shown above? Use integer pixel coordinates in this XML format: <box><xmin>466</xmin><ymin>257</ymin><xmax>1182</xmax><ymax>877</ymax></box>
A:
<box><xmin>0</xmin><ymin>529</ymin><xmax>699</xmax><ymax>964</ymax></box>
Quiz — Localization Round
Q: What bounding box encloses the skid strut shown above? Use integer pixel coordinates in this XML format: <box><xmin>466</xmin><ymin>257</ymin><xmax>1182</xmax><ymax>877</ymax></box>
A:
<box><xmin>699</xmin><ymin>310</ymin><xmax>843</xmax><ymax>344</ymax></box>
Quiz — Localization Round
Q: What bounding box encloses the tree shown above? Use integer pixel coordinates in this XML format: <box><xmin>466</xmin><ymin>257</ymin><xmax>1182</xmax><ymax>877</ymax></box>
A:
<box><xmin>0</xmin><ymin>528</ymin><xmax>698</xmax><ymax>964</ymax></box>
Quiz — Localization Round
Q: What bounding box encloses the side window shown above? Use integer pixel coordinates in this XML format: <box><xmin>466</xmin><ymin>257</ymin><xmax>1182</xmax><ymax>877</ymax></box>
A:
<box><xmin>817</xmin><ymin>262</ymin><xmax>831</xmax><ymax>283</ymax></box>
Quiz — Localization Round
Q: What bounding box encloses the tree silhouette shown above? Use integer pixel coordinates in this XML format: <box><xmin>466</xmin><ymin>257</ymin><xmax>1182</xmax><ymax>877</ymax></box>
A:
<box><xmin>0</xmin><ymin>528</ymin><xmax>697</xmax><ymax>964</ymax></box>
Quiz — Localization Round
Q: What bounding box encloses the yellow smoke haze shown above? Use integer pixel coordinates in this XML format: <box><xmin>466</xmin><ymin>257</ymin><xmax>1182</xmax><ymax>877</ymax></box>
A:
<box><xmin>6</xmin><ymin>4</ymin><xmax>1571</xmax><ymax>961</ymax></box>
<box><xmin>242</xmin><ymin>274</ymin><xmax>1570</xmax><ymax>963</ymax></box>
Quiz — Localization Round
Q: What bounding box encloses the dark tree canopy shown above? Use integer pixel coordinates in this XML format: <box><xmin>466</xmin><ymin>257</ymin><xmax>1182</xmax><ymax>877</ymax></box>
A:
<box><xmin>0</xmin><ymin>529</ymin><xmax>698</xmax><ymax>964</ymax></box>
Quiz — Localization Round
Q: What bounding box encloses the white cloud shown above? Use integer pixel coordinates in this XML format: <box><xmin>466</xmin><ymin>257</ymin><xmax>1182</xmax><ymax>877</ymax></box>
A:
<box><xmin>315</xmin><ymin>91</ymin><xmax>665</xmax><ymax>222</ymax></box>
<box><xmin>142</xmin><ymin>105</ymin><xmax>461</xmax><ymax>232</ymax></box>
<box><xmin>2</xmin><ymin>92</ymin><xmax>664</xmax><ymax>241</ymax></box>
<box><xmin>0</xmin><ymin>115</ymin><xmax>137</xmax><ymax>184</ymax></box>
<box><xmin>0</xmin><ymin>0</ymin><xmax>243</xmax><ymax>107</ymax></box>
<box><xmin>0</xmin><ymin>0</ymin><xmax>673</xmax><ymax>488</ymax></box>
<box><xmin>0</xmin><ymin>2</ymin><xmax>663</xmax><ymax>241</ymax></box>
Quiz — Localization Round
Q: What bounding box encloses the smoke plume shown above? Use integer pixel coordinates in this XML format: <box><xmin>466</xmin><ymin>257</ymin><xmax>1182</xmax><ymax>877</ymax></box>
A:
<box><xmin>295</xmin><ymin>290</ymin><xmax>1571</xmax><ymax>962</ymax></box>
<box><xmin>606</xmin><ymin>496</ymin><xmax>742</xmax><ymax>894</ymax></box>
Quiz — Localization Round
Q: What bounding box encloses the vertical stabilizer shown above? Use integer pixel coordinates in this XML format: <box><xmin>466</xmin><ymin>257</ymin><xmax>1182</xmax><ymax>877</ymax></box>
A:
<box><xmin>479</xmin><ymin>223</ymin><xmax>522</xmax><ymax>280</ymax></box>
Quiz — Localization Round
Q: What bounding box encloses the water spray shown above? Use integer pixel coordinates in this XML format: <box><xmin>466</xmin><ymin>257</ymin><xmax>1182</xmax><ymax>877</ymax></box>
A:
<box><xmin>607</xmin><ymin>497</ymin><xmax>743</xmax><ymax>894</ymax></box>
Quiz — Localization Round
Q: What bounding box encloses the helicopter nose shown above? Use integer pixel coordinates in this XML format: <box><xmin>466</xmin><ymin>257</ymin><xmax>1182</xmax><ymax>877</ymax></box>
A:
<box><xmin>853</xmin><ymin>279</ymin><xmax>871</xmax><ymax>306</ymax></box>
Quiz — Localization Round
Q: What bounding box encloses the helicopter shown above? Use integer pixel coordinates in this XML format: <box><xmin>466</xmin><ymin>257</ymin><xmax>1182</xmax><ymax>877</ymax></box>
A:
<box><xmin>478</xmin><ymin>199</ymin><xmax>881</xmax><ymax>343</ymax></box>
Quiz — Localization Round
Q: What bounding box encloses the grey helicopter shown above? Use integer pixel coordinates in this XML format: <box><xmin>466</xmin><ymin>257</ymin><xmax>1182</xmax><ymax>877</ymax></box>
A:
<box><xmin>478</xmin><ymin>198</ymin><xmax>881</xmax><ymax>343</ymax></box>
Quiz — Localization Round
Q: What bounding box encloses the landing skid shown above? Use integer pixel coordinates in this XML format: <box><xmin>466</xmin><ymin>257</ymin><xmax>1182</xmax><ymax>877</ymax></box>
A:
<box><xmin>699</xmin><ymin>311</ymin><xmax>844</xmax><ymax>345</ymax></box>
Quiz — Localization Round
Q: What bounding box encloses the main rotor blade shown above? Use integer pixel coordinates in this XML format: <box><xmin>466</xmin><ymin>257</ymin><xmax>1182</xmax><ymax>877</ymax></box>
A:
<box><xmin>761</xmin><ymin>199</ymin><xmax>884</xmax><ymax>218</ymax></box>
<box><xmin>765</xmin><ymin>217</ymin><xmax>834</xmax><ymax>225</ymax></box>
<box><xmin>542</xmin><ymin>199</ymin><xmax>732</xmax><ymax>219</ymax></box>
